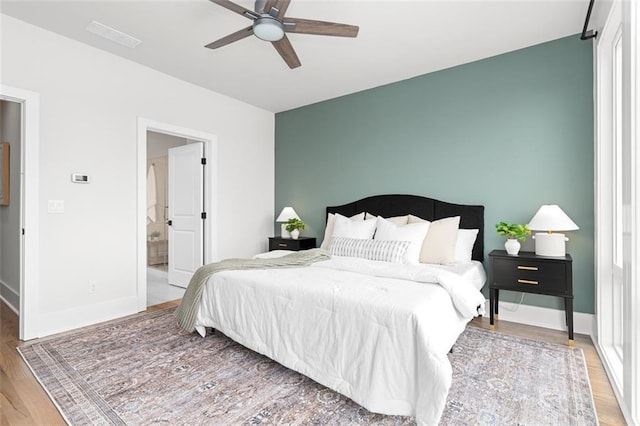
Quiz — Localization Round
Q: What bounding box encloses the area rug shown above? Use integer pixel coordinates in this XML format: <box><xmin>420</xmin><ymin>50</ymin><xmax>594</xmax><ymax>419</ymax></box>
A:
<box><xmin>18</xmin><ymin>308</ymin><xmax>597</xmax><ymax>425</ymax></box>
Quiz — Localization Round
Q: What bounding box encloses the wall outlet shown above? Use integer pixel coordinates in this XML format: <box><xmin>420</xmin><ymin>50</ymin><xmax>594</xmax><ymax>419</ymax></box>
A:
<box><xmin>47</xmin><ymin>200</ymin><xmax>65</xmax><ymax>214</ymax></box>
<box><xmin>88</xmin><ymin>280</ymin><xmax>97</xmax><ymax>294</ymax></box>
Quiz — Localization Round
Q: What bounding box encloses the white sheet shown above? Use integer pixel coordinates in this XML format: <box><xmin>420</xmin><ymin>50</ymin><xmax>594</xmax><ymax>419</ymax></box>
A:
<box><xmin>194</xmin><ymin>256</ymin><xmax>486</xmax><ymax>425</ymax></box>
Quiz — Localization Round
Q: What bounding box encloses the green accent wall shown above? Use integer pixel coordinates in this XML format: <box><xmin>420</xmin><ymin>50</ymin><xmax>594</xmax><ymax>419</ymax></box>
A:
<box><xmin>275</xmin><ymin>35</ymin><xmax>594</xmax><ymax>314</ymax></box>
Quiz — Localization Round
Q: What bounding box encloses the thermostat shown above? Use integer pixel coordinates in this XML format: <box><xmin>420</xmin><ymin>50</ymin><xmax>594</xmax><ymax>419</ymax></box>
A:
<box><xmin>71</xmin><ymin>173</ymin><xmax>90</xmax><ymax>184</ymax></box>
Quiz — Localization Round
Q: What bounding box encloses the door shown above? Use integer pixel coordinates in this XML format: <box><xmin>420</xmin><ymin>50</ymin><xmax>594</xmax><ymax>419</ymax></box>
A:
<box><xmin>168</xmin><ymin>142</ymin><xmax>204</xmax><ymax>287</ymax></box>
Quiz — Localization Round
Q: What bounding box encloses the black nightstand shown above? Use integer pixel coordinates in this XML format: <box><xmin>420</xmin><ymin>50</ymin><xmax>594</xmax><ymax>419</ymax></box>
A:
<box><xmin>488</xmin><ymin>250</ymin><xmax>574</xmax><ymax>345</ymax></box>
<box><xmin>269</xmin><ymin>237</ymin><xmax>316</xmax><ymax>251</ymax></box>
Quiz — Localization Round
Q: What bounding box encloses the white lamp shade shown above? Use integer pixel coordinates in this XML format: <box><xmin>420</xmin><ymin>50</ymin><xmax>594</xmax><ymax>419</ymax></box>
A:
<box><xmin>276</xmin><ymin>207</ymin><xmax>299</xmax><ymax>222</ymax></box>
<box><xmin>528</xmin><ymin>205</ymin><xmax>579</xmax><ymax>232</ymax></box>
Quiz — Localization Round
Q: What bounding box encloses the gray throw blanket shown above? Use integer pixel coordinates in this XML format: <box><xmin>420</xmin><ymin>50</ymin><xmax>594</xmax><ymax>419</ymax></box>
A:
<box><xmin>175</xmin><ymin>248</ymin><xmax>331</xmax><ymax>333</ymax></box>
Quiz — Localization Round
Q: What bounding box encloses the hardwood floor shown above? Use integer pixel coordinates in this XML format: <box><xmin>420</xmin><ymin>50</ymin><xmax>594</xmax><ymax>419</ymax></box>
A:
<box><xmin>1</xmin><ymin>302</ymin><xmax>64</xmax><ymax>425</ymax></box>
<box><xmin>0</xmin><ymin>300</ymin><xmax>180</xmax><ymax>425</ymax></box>
<box><xmin>1</xmin><ymin>301</ymin><xmax>627</xmax><ymax>425</ymax></box>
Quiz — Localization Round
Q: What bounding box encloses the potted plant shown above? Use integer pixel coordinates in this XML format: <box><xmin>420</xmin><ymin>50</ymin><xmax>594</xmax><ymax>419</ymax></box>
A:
<box><xmin>285</xmin><ymin>218</ymin><xmax>306</xmax><ymax>240</ymax></box>
<box><xmin>495</xmin><ymin>221</ymin><xmax>531</xmax><ymax>255</ymax></box>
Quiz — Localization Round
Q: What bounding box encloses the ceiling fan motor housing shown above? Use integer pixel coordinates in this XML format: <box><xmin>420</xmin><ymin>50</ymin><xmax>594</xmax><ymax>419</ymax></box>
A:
<box><xmin>253</xmin><ymin>16</ymin><xmax>285</xmax><ymax>41</ymax></box>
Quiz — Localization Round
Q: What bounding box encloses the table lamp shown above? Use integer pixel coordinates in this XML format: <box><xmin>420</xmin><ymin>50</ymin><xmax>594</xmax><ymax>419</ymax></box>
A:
<box><xmin>276</xmin><ymin>207</ymin><xmax>299</xmax><ymax>238</ymax></box>
<box><xmin>528</xmin><ymin>205</ymin><xmax>579</xmax><ymax>257</ymax></box>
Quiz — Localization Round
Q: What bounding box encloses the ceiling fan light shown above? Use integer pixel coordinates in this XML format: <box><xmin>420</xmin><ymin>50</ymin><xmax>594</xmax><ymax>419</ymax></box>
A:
<box><xmin>253</xmin><ymin>16</ymin><xmax>285</xmax><ymax>42</ymax></box>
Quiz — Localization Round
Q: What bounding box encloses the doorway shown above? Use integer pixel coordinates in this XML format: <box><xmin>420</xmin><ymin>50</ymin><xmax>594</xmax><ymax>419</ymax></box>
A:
<box><xmin>136</xmin><ymin>118</ymin><xmax>217</xmax><ymax>312</ymax></box>
<box><xmin>0</xmin><ymin>100</ymin><xmax>22</xmax><ymax>317</ymax></box>
<box><xmin>146</xmin><ymin>131</ymin><xmax>189</xmax><ymax>306</ymax></box>
<box><xmin>0</xmin><ymin>85</ymin><xmax>39</xmax><ymax>341</ymax></box>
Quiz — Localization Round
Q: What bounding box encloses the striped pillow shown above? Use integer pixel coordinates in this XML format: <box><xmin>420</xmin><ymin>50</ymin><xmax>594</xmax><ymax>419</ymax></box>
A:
<box><xmin>328</xmin><ymin>237</ymin><xmax>410</xmax><ymax>264</ymax></box>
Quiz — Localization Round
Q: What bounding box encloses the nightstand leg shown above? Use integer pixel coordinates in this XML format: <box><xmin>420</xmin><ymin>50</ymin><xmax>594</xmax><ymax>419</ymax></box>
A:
<box><xmin>489</xmin><ymin>289</ymin><xmax>494</xmax><ymax>329</ymax></box>
<box><xmin>565</xmin><ymin>297</ymin><xmax>574</xmax><ymax>343</ymax></box>
<box><xmin>489</xmin><ymin>289</ymin><xmax>496</xmax><ymax>330</ymax></box>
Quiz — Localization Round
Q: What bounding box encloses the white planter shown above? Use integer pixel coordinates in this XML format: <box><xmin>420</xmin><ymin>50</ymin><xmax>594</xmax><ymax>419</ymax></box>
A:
<box><xmin>290</xmin><ymin>229</ymin><xmax>300</xmax><ymax>240</ymax></box>
<box><xmin>505</xmin><ymin>238</ymin><xmax>521</xmax><ymax>255</ymax></box>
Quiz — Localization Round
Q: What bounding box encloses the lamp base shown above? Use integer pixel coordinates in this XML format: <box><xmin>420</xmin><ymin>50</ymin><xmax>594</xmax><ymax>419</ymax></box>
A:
<box><xmin>533</xmin><ymin>232</ymin><xmax>567</xmax><ymax>257</ymax></box>
<box><xmin>280</xmin><ymin>224</ymin><xmax>291</xmax><ymax>239</ymax></box>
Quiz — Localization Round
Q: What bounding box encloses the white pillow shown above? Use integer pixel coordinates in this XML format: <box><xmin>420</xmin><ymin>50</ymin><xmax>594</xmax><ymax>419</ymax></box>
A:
<box><xmin>454</xmin><ymin>229</ymin><xmax>479</xmax><ymax>262</ymax></box>
<box><xmin>365</xmin><ymin>213</ymin><xmax>409</xmax><ymax>225</ymax></box>
<box><xmin>331</xmin><ymin>213</ymin><xmax>377</xmax><ymax>239</ymax></box>
<box><xmin>408</xmin><ymin>215</ymin><xmax>460</xmax><ymax>264</ymax></box>
<box><xmin>407</xmin><ymin>214</ymin><xmax>427</xmax><ymax>225</ymax></box>
<box><xmin>320</xmin><ymin>212</ymin><xmax>365</xmax><ymax>249</ymax></box>
<box><xmin>374</xmin><ymin>216</ymin><xmax>430</xmax><ymax>264</ymax></box>
<box><xmin>329</xmin><ymin>237</ymin><xmax>410</xmax><ymax>264</ymax></box>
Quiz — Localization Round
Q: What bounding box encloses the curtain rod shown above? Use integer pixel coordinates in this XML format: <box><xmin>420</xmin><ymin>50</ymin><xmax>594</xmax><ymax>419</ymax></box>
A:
<box><xmin>581</xmin><ymin>0</ymin><xmax>597</xmax><ymax>40</ymax></box>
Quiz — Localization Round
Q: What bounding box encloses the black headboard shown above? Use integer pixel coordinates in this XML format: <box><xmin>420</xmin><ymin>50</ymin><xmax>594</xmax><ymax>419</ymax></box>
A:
<box><xmin>326</xmin><ymin>194</ymin><xmax>485</xmax><ymax>261</ymax></box>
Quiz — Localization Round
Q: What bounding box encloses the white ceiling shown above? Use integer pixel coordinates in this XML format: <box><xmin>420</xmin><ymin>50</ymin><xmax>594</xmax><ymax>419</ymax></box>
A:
<box><xmin>1</xmin><ymin>0</ymin><xmax>589</xmax><ymax>112</ymax></box>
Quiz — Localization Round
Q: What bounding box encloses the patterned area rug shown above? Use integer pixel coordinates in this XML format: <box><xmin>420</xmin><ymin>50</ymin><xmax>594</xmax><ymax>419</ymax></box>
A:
<box><xmin>18</xmin><ymin>308</ymin><xmax>597</xmax><ymax>425</ymax></box>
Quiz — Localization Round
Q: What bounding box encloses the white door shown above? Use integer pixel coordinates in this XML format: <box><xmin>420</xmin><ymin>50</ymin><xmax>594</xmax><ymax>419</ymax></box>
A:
<box><xmin>168</xmin><ymin>142</ymin><xmax>204</xmax><ymax>287</ymax></box>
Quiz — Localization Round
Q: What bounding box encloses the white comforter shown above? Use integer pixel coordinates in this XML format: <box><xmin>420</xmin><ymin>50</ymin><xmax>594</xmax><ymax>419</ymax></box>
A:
<box><xmin>194</xmin><ymin>256</ymin><xmax>486</xmax><ymax>425</ymax></box>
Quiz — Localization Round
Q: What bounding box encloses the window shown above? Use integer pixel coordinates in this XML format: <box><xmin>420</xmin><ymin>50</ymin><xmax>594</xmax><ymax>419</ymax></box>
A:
<box><xmin>611</xmin><ymin>29</ymin><xmax>623</xmax><ymax>359</ymax></box>
<box><xmin>595</xmin><ymin>0</ymin><xmax>624</xmax><ymax>398</ymax></box>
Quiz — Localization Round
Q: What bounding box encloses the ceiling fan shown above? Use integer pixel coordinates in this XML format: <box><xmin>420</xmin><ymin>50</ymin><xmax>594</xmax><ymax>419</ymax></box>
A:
<box><xmin>205</xmin><ymin>0</ymin><xmax>359</xmax><ymax>69</ymax></box>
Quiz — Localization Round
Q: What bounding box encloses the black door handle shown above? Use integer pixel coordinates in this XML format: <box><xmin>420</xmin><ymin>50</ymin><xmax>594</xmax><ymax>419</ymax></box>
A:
<box><xmin>167</xmin><ymin>220</ymin><xmax>172</xmax><ymax>226</ymax></box>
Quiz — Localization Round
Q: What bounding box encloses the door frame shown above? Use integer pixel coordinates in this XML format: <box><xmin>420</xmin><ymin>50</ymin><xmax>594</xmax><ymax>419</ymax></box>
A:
<box><xmin>594</xmin><ymin>0</ymin><xmax>640</xmax><ymax>422</ymax></box>
<box><xmin>0</xmin><ymin>84</ymin><xmax>40</xmax><ymax>340</ymax></box>
<box><xmin>136</xmin><ymin>118</ymin><xmax>217</xmax><ymax>311</ymax></box>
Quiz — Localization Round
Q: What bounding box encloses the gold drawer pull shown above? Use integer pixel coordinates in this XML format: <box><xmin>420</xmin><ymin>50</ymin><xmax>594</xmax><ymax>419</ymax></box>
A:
<box><xmin>517</xmin><ymin>266</ymin><xmax>538</xmax><ymax>271</ymax></box>
<box><xmin>278</xmin><ymin>243</ymin><xmax>289</xmax><ymax>247</ymax></box>
<box><xmin>518</xmin><ymin>279</ymin><xmax>539</xmax><ymax>285</ymax></box>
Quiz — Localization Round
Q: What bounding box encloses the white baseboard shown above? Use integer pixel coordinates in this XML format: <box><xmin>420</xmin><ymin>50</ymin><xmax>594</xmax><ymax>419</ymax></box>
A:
<box><xmin>0</xmin><ymin>295</ymin><xmax>19</xmax><ymax>315</ymax></box>
<box><xmin>484</xmin><ymin>299</ymin><xmax>595</xmax><ymax>337</ymax></box>
<box><xmin>0</xmin><ymin>279</ymin><xmax>19</xmax><ymax>314</ymax></box>
<box><xmin>36</xmin><ymin>296</ymin><xmax>139</xmax><ymax>339</ymax></box>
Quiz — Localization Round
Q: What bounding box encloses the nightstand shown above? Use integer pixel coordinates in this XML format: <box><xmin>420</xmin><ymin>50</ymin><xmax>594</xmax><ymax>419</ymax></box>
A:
<box><xmin>488</xmin><ymin>250</ymin><xmax>574</xmax><ymax>345</ymax></box>
<box><xmin>269</xmin><ymin>237</ymin><xmax>316</xmax><ymax>251</ymax></box>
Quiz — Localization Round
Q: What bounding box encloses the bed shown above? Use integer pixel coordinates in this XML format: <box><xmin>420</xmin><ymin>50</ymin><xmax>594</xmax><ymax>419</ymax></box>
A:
<box><xmin>179</xmin><ymin>194</ymin><xmax>486</xmax><ymax>425</ymax></box>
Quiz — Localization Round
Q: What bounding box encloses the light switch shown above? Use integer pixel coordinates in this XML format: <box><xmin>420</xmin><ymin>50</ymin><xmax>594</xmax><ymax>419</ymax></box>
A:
<box><xmin>48</xmin><ymin>200</ymin><xmax>64</xmax><ymax>213</ymax></box>
<box><xmin>71</xmin><ymin>173</ymin><xmax>90</xmax><ymax>184</ymax></box>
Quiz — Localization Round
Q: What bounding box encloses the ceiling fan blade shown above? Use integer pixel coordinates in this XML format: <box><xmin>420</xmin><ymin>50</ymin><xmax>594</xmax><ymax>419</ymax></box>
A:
<box><xmin>263</xmin><ymin>0</ymin><xmax>290</xmax><ymax>19</ymax></box>
<box><xmin>263</xmin><ymin>0</ymin><xmax>276</xmax><ymax>14</ymax></box>
<box><xmin>284</xmin><ymin>17</ymin><xmax>359</xmax><ymax>37</ymax></box>
<box><xmin>273</xmin><ymin>0</ymin><xmax>291</xmax><ymax>19</ymax></box>
<box><xmin>209</xmin><ymin>0</ymin><xmax>259</xmax><ymax>20</ymax></box>
<box><xmin>272</xmin><ymin>35</ymin><xmax>301</xmax><ymax>69</ymax></box>
<box><xmin>205</xmin><ymin>25</ymin><xmax>253</xmax><ymax>49</ymax></box>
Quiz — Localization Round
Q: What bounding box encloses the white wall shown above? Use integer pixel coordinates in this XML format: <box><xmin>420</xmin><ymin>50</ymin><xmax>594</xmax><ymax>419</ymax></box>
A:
<box><xmin>590</xmin><ymin>0</ymin><xmax>614</xmax><ymax>29</ymax></box>
<box><xmin>1</xmin><ymin>15</ymin><xmax>275</xmax><ymax>337</ymax></box>
<box><xmin>0</xmin><ymin>100</ymin><xmax>22</xmax><ymax>312</ymax></box>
